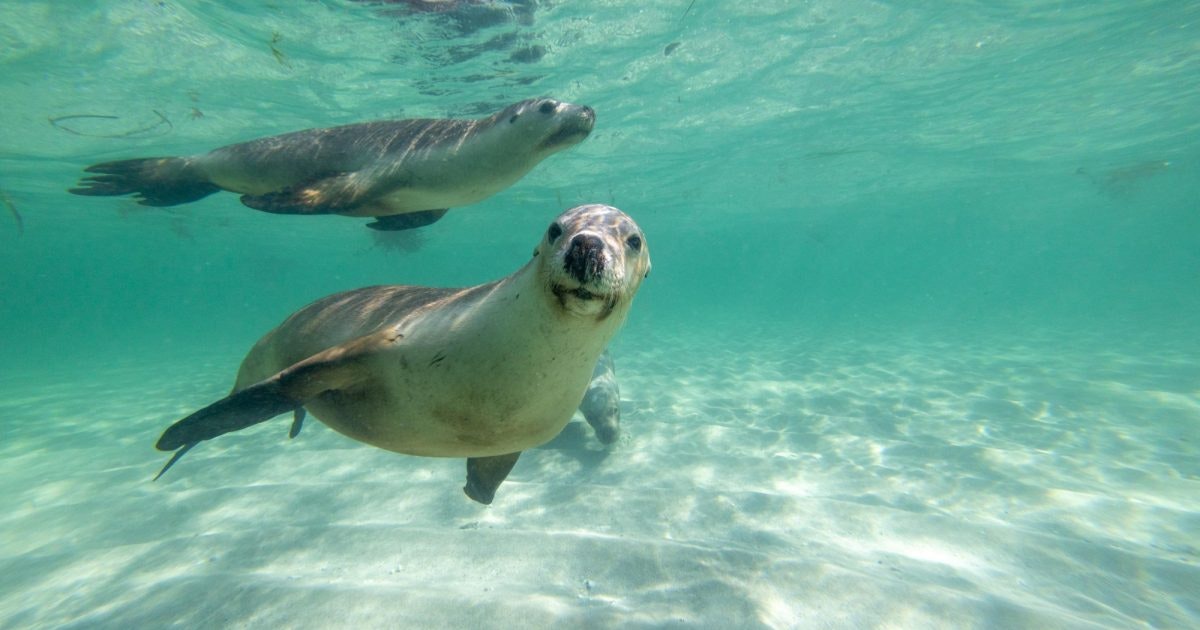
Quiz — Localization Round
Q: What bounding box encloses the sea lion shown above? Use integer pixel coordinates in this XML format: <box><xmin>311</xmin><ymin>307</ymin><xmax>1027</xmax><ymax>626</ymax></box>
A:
<box><xmin>579</xmin><ymin>350</ymin><xmax>621</xmax><ymax>444</ymax></box>
<box><xmin>69</xmin><ymin>98</ymin><xmax>594</xmax><ymax>231</ymax></box>
<box><xmin>284</xmin><ymin>350</ymin><xmax>622</xmax><ymax>443</ymax></box>
<box><xmin>154</xmin><ymin>204</ymin><xmax>650</xmax><ymax>504</ymax></box>
<box><xmin>283</xmin><ymin>350</ymin><xmax>623</xmax><ymax>446</ymax></box>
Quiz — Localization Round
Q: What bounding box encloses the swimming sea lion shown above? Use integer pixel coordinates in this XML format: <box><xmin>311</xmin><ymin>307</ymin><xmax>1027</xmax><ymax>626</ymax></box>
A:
<box><xmin>70</xmin><ymin>98</ymin><xmax>595</xmax><ymax>231</ymax></box>
<box><xmin>284</xmin><ymin>350</ymin><xmax>622</xmax><ymax>444</ymax></box>
<box><xmin>579</xmin><ymin>350</ymin><xmax>621</xmax><ymax>444</ymax></box>
<box><xmin>154</xmin><ymin>204</ymin><xmax>650</xmax><ymax>504</ymax></box>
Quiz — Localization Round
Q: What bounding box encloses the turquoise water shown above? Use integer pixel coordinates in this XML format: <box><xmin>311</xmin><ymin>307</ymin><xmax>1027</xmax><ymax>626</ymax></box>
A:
<box><xmin>2</xmin><ymin>1</ymin><xmax>1198</xmax><ymax>627</ymax></box>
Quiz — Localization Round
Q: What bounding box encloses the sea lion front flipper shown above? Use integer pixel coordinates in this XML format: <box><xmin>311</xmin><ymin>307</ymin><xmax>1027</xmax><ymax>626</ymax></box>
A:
<box><xmin>366</xmin><ymin>209</ymin><xmax>449</xmax><ymax>231</ymax></box>
<box><xmin>154</xmin><ymin>327</ymin><xmax>402</xmax><ymax>476</ymax></box>
<box><xmin>239</xmin><ymin>172</ymin><xmax>368</xmax><ymax>215</ymax></box>
<box><xmin>288</xmin><ymin>408</ymin><xmax>307</xmax><ymax>439</ymax></box>
<box><xmin>463</xmin><ymin>452</ymin><xmax>522</xmax><ymax>505</ymax></box>
<box><xmin>155</xmin><ymin>378</ymin><xmax>308</xmax><ymax>454</ymax></box>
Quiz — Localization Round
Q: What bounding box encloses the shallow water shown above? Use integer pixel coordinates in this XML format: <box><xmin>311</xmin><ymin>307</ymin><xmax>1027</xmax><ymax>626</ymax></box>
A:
<box><xmin>1</xmin><ymin>1</ymin><xmax>1198</xmax><ymax>628</ymax></box>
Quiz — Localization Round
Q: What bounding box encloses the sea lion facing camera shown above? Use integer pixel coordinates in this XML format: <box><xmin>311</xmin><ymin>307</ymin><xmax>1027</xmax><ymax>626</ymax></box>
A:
<box><xmin>154</xmin><ymin>204</ymin><xmax>650</xmax><ymax>504</ymax></box>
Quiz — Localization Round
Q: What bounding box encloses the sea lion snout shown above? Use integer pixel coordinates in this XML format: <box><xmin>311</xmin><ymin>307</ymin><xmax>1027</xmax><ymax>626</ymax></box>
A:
<box><xmin>564</xmin><ymin>233</ymin><xmax>606</xmax><ymax>283</ymax></box>
<box><xmin>576</xmin><ymin>105</ymin><xmax>596</xmax><ymax>132</ymax></box>
<box><xmin>533</xmin><ymin>100</ymin><xmax>595</xmax><ymax>150</ymax></box>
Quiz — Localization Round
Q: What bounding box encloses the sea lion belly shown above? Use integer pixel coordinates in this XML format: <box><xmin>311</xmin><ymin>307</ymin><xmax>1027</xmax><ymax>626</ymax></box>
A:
<box><xmin>302</xmin><ymin>296</ymin><xmax>603</xmax><ymax>458</ymax></box>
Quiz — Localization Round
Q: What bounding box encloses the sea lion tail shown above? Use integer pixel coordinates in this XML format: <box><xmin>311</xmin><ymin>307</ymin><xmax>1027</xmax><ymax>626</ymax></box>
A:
<box><xmin>70</xmin><ymin>157</ymin><xmax>219</xmax><ymax>206</ymax></box>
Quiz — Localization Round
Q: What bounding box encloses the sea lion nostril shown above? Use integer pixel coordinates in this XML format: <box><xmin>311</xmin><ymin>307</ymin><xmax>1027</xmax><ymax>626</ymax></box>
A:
<box><xmin>565</xmin><ymin>234</ymin><xmax>605</xmax><ymax>282</ymax></box>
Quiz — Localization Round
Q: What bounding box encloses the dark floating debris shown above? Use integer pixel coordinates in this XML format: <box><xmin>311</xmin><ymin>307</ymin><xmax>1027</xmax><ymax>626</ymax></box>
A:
<box><xmin>681</xmin><ymin>0</ymin><xmax>697</xmax><ymax>22</ymax></box>
<box><xmin>2</xmin><ymin>189</ymin><xmax>23</xmax><ymax>236</ymax></box>
<box><xmin>269</xmin><ymin>31</ymin><xmax>291</xmax><ymax>68</ymax></box>
<box><xmin>49</xmin><ymin>110</ymin><xmax>173</xmax><ymax>139</ymax></box>
<box><xmin>352</xmin><ymin>0</ymin><xmax>537</xmax><ymax>31</ymax></box>
<box><xmin>508</xmin><ymin>44</ymin><xmax>546</xmax><ymax>64</ymax></box>
<box><xmin>188</xmin><ymin>90</ymin><xmax>204</xmax><ymax>118</ymax></box>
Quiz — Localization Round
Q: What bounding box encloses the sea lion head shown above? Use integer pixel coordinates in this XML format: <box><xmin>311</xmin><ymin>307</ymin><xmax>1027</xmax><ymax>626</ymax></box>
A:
<box><xmin>490</xmin><ymin>97</ymin><xmax>596</xmax><ymax>156</ymax></box>
<box><xmin>533</xmin><ymin>204</ymin><xmax>651</xmax><ymax>320</ymax></box>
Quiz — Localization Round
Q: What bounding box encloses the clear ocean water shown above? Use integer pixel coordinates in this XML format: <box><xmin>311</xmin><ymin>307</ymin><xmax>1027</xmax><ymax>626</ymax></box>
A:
<box><xmin>2</xmin><ymin>1</ymin><xmax>1198</xmax><ymax>628</ymax></box>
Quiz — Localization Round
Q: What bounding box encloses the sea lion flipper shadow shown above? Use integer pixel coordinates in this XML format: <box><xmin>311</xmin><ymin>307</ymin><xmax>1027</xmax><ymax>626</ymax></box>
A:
<box><xmin>464</xmin><ymin>452</ymin><xmax>521</xmax><ymax>505</ymax></box>
<box><xmin>154</xmin><ymin>328</ymin><xmax>399</xmax><ymax>478</ymax></box>
<box><xmin>367</xmin><ymin>209</ymin><xmax>448</xmax><ymax>231</ymax></box>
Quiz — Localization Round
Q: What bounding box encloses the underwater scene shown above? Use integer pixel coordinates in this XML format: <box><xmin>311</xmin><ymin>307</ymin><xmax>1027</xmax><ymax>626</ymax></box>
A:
<box><xmin>1</xmin><ymin>1</ymin><xmax>1198</xmax><ymax>628</ymax></box>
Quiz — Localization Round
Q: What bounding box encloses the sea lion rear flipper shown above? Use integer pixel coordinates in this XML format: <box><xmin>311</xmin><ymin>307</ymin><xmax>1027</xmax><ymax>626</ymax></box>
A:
<box><xmin>463</xmin><ymin>452</ymin><xmax>522</xmax><ymax>505</ymax></box>
<box><xmin>366</xmin><ymin>209</ymin><xmax>449</xmax><ymax>231</ymax></box>
<box><xmin>70</xmin><ymin>157</ymin><xmax>220</xmax><ymax>206</ymax></box>
<box><xmin>240</xmin><ymin>172</ymin><xmax>367</xmax><ymax>215</ymax></box>
<box><xmin>154</xmin><ymin>327</ymin><xmax>401</xmax><ymax>477</ymax></box>
<box><xmin>153</xmin><ymin>443</ymin><xmax>196</xmax><ymax>481</ymax></box>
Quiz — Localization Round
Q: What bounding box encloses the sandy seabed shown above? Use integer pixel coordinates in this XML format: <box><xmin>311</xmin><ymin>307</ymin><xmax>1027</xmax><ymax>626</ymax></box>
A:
<box><xmin>1</xmin><ymin>327</ymin><xmax>1197</xmax><ymax>629</ymax></box>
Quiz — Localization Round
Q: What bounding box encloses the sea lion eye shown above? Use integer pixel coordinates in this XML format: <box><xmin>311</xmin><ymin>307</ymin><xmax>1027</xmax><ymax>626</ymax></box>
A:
<box><xmin>538</xmin><ymin>101</ymin><xmax>556</xmax><ymax>114</ymax></box>
<box><xmin>626</xmin><ymin>235</ymin><xmax>642</xmax><ymax>251</ymax></box>
<box><xmin>547</xmin><ymin>222</ymin><xmax>563</xmax><ymax>242</ymax></box>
